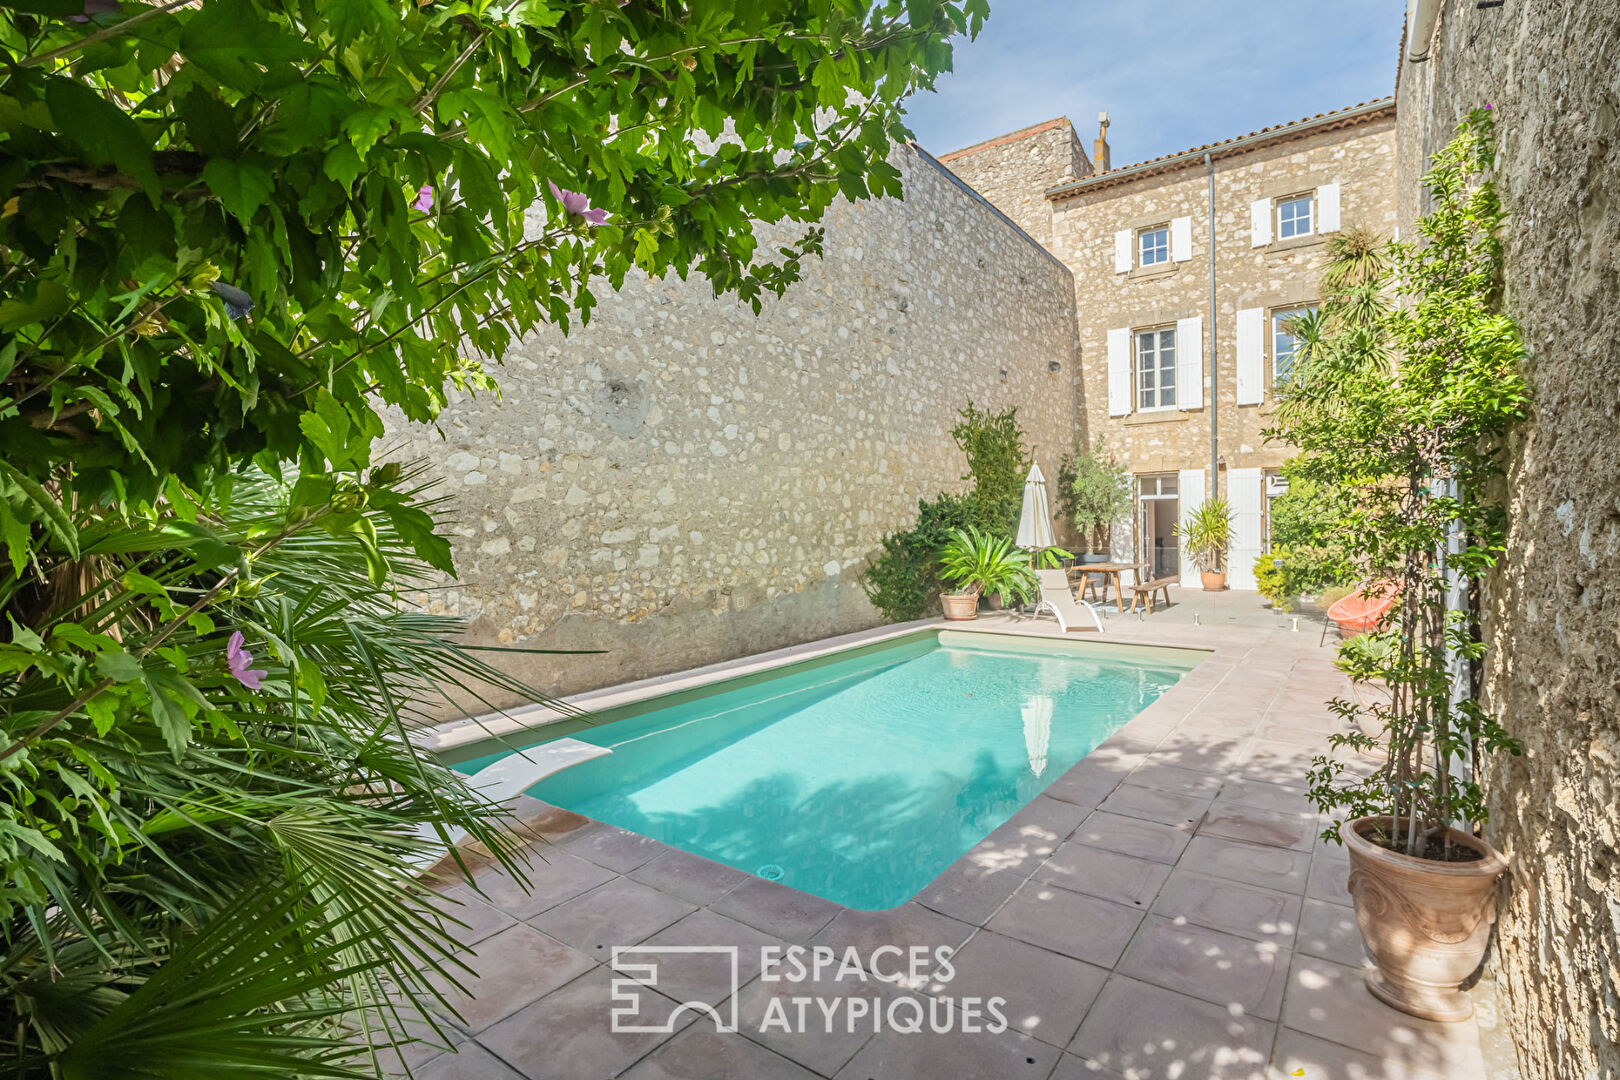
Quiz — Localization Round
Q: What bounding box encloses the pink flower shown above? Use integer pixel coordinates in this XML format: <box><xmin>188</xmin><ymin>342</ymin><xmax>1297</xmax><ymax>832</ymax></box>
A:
<box><xmin>413</xmin><ymin>185</ymin><xmax>434</xmax><ymax>212</ymax></box>
<box><xmin>226</xmin><ymin>631</ymin><xmax>268</xmax><ymax>690</ymax></box>
<box><xmin>548</xmin><ymin>179</ymin><xmax>609</xmax><ymax>226</ymax></box>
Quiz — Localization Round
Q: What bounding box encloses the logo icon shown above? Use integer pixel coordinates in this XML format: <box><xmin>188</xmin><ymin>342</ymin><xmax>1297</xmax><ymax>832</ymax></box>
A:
<box><xmin>610</xmin><ymin>946</ymin><xmax>740</xmax><ymax>1033</ymax></box>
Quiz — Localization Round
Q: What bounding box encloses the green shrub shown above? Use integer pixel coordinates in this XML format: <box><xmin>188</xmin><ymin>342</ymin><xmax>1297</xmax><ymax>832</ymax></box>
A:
<box><xmin>1254</xmin><ymin>549</ymin><xmax>1294</xmax><ymax>611</ymax></box>
<box><xmin>861</xmin><ymin>493</ymin><xmax>976</xmax><ymax>622</ymax></box>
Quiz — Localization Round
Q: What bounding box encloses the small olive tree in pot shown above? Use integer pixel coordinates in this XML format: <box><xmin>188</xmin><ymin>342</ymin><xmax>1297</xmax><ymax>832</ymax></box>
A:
<box><xmin>1057</xmin><ymin>439</ymin><xmax>1132</xmax><ymax>559</ymax></box>
<box><xmin>1174</xmin><ymin>498</ymin><xmax>1233</xmax><ymax>591</ymax></box>
<box><xmin>1268</xmin><ymin>109</ymin><xmax>1527</xmax><ymax>1022</ymax></box>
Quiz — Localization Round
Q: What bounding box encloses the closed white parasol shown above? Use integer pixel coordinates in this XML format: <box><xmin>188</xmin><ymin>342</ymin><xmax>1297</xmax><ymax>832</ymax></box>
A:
<box><xmin>1015</xmin><ymin>463</ymin><xmax>1056</xmax><ymax>551</ymax></box>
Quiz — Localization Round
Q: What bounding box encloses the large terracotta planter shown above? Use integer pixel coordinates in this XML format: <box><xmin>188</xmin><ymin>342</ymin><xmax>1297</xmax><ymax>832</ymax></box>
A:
<box><xmin>940</xmin><ymin>592</ymin><xmax>979</xmax><ymax>620</ymax></box>
<box><xmin>1200</xmin><ymin>570</ymin><xmax>1227</xmax><ymax>591</ymax></box>
<box><xmin>1343</xmin><ymin>815</ymin><xmax>1508</xmax><ymax>1021</ymax></box>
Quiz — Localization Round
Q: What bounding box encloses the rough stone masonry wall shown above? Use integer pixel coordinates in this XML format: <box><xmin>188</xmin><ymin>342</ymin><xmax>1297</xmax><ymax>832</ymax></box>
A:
<box><xmin>937</xmin><ymin>119</ymin><xmax>1092</xmax><ymax>249</ymax></box>
<box><xmin>1398</xmin><ymin>2</ymin><xmax>1620</xmax><ymax>1076</ymax></box>
<box><xmin>386</xmin><ymin>144</ymin><xmax>1081</xmax><ymax>706</ymax></box>
<box><xmin>1049</xmin><ymin>120</ymin><xmax>1397</xmax><ymax>478</ymax></box>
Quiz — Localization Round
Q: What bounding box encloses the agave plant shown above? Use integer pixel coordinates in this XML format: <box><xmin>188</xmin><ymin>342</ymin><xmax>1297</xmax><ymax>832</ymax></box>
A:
<box><xmin>938</xmin><ymin>527</ymin><xmax>1039</xmax><ymax>607</ymax></box>
<box><xmin>0</xmin><ymin>465</ymin><xmax>557</xmax><ymax>1077</ymax></box>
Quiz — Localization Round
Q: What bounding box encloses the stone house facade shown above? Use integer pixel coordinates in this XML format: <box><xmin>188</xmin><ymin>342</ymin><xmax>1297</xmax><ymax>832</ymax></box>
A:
<box><xmin>940</xmin><ymin>102</ymin><xmax>1398</xmax><ymax>589</ymax></box>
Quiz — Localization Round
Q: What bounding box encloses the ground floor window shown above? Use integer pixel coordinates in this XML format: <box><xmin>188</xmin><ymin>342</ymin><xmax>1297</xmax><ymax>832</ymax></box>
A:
<box><xmin>1137</xmin><ymin>473</ymin><xmax>1179</xmax><ymax>579</ymax></box>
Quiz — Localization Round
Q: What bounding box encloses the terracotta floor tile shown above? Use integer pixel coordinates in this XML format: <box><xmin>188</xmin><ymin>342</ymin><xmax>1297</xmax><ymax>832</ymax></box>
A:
<box><xmin>1279</xmin><ymin>955</ymin><xmax>1487</xmax><ymax>1079</ymax></box>
<box><xmin>628</xmin><ymin>849</ymin><xmax>750</xmax><ymax>905</ymax></box>
<box><xmin>986</xmin><ymin>879</ymin><xmax>1144</xmax><ymax>968</ymax></box>
<box><xmin>1099</xmin><ymin>783</ymin><xmax>1214</xmax><ymax>829</ymax></box>
<box><xmin>477</xmin><ymin>967</ymin><xmax>685</xmax><ymax>1080</ymax></box>
<box><xmin>1150</xmin><ymin>868</ymin><xmax>1301</xmax><ymax>945</ymax></box>
<box><xmin>465</xmin><ymin>852</ymin><xmax>617</xmax><ymax>919</ymax></box>
<box><xmin>554</xmin><ymin>822</ymin><xmax>670</xmax><ymax>873</ymax></box>
<box><xmin>427</xmin><ymin>925</ymin><xmax>595</xmax><ymax>1033</ymax></box>
<box><xmin>529</xmin><ymin>876</ymin><xmax>697</xmax><ymax>955</ymax></box>
<box><xmin>1069</xmin><ymin>974</ymin><xmax>1274</xmax><ymax>1079</ymax></box>
<box><xmin>1296</xmin><ymin>898</ymin><xmax>1372</xmax><ymax>968</ymax></box>
<box><xmin>636</xmin><ymin>910</ymin><xmax>783</xmax><ymax>1008</ymax></box>
<box><xmin>1116</xmin><ymin>916</ymin><xmax>1291</xmax><ymax>1020</ymax></box>
<box><xmin>1199</xmin><ymin>806</ymin><xmax>1317</xmax><ymax>853</ymax></box>
<box><xmin>1180</xmin><ymin>835</ymin><xmax>1311</xmax><ymax>893</ymax></box>
<box><xmin>1072</xmin><ymin>811</ymin><xmax>1194</xmax><ymax>865</ymax></box>
<box><xmin>711</xmin><ymin>877</ymin><xmax>843</xmax><ymax>943</ymax></box>
<box><xmin>1124</xmin><ymin>761</ymin><xmax>1227</xmax><ymax>797</ymax></box>
<box><xmin>415</xmin><ymin>1042</ymin><xmax>525</xmax><ymax>1080</ymax></box>
<box><xmin>1036</xmin><ymin>839</ymin><xmax>1173</xmax><ymax>908</ymax></box>
<box><xmin>833</xmin><ymin>1022</ymin><xmax>1062</xmax><ymax>1080</ymax></box>
<box><xmin>622</xmin><ymin>1025</ymin><xmax>819</xmax><ymax>1080</ymax></box>
<box><xmin>1267</xmin><ymin>1026</ymin><xmax>1454</xmax><ymax>1080</ymax></box>
<box><xmin>924</xmin><ymin>929</ymin><xmax>1109</xmax><ymax>1047</ymax></box>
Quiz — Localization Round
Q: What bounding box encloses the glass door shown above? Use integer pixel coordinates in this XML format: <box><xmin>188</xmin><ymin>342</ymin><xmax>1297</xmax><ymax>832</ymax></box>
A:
<box><xmin>1137</xmin><ymin>474</ymin><xmax>1180</xmax><ymax>579</ymax></box>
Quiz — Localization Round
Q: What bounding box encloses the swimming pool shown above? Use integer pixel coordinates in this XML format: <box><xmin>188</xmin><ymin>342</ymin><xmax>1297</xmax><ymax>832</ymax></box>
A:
<box><xmin>451</xmin><ymin>630</ymin><xmax>1201</xmax><ymax>909</ymax></box>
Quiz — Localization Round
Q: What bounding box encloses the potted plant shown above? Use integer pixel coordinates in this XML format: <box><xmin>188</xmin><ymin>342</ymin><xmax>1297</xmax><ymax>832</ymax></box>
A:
<box><xmin>937</xmin><ymin>527</ymin><xmax>1037</xmax><ymax>620</ymax></box>
<box><xmin>1057</xmin><ymin>438</ymin><xmax>1131</xmax><ymax>562</ymax></box>
<box><xmin>1274</xmin><ymin>111</ymin><xmax>1528</xmax><ymax>1022</ymax></box>
<box><xmin>1174</xmin><ymin>497</ymin><xmax>1232</xmax><ymax>590</ymax></box>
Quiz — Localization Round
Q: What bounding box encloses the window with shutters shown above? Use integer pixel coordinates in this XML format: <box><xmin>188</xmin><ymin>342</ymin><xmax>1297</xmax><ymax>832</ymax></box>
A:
<box><xmin>1138</xmin><ymin>225</ymin><xmax>1169</xmax><ymax>267</ymax></box>
<box><xmin>1135</xmin><ymin>326</ymin><xmax>1177</xmax><ymax>410</ymax></box>
<box><xmin>1276</xmin><ymin>193</ymin><xmax>1314</xmax><ymax>239</ymax></box>
<box><xmin>1271</xmin><ymin>304</ymin><xmax>1317</xmax><ymax>384</ymax></box>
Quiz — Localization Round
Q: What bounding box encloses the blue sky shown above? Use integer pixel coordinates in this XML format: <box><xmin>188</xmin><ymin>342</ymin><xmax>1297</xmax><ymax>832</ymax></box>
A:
<box><xmin>902</xmin><ymin>0</ymin><xmax>1405</xmax><ymax>165</ymax></box>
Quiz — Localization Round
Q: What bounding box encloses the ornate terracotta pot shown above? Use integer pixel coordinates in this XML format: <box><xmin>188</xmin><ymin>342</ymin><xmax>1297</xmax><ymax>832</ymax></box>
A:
<box><xmin>1200</xmin><ymin>570</ymin><xmax>1227</xmax><ymax>591</ymax></box>
<box><xmin>1343</xmin><ymin>815</ymin><xmax>1508</xmax><ymax>1022</ymax></box>
<box><xmin>940</xmin><ymin>592</ymin><xmax>979</xmax><ymax>620</ymax></box>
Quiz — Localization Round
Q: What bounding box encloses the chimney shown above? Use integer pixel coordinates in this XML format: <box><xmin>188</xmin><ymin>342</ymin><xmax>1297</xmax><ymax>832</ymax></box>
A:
<box><xmin>1094</xmin><ymin>111</ymin><xmax>1111</xmax><ymax>173</ymax></box>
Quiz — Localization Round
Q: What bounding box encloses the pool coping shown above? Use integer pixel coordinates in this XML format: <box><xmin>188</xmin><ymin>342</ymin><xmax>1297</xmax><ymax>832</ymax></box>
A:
<box><xmin>419</xmin><ymin>615</ymin><xmax>1213</xmax><ymax>762</ymax></box>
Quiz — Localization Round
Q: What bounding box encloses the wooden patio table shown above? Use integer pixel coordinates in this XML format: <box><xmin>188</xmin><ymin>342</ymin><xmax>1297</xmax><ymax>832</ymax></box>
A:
<box><xmin>1067</xmin><ymin>562</ymin><xmax>1146</xmax><ymax>612</ymax></box>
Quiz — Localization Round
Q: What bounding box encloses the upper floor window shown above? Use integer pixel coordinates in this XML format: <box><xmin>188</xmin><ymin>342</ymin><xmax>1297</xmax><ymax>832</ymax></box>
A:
<box><xmin>1276</xmin><ymin>193</ymin><xmax>1314</xmax><ymax>239</ymax></box>
<box><xmin>1272</xmin><ymin>304</ymin><xmax>1317</xmax><ymax>383</ymax></box>
<box><xmin>1138</xmin><ymin>225</ymin><xmax>1170</xmax><ymax>267</ymax></box>
<box><xmin>1135</xmin><ymin>326</ymin><xmax>1177</xmax><ymax>410</ymax></box>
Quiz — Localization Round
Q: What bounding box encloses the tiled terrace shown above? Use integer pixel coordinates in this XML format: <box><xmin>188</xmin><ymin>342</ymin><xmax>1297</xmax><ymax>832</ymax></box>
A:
<box><xmin>404</xmin><ymin>591</ymin><xmax>1512</xmax><ymax>1080</ymax></box>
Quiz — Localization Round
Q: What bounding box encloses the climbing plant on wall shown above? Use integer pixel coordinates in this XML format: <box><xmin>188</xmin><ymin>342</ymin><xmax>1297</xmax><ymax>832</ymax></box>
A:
<box><xmin>0</xmin><ymin>0</ymin><xmax>981</xmax><ymax>1073</ymax></box>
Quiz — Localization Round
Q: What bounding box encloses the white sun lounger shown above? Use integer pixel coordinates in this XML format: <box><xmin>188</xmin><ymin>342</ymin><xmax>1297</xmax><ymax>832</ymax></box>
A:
<box><xmin>409</xmin><ymin>736</ymin><xmax>610</xmax><ymax>870</ymax></box>
<box><xmin>1033</xmin><ymin>569</ymin><xmax>1106</xmax><ymax>633</ymax></box>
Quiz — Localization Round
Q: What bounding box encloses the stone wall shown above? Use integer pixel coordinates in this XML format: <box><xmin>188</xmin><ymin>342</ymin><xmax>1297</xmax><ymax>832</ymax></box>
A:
<box><xmin>1048</xmin><ymin>116</ymin><xmax>1398</xmax><ymax>482</ymax></box>
<box><xmin>387</xmin><ymin>144</ymin><xmax>1081</xmax><ymax>706</ymax></box>
<box><xmin>1397</xmin><ymin>2</ymin><xmax>1620</xmax><ymax>1076</ymax></box>
<box><xmin>937</xmin><ymin>118</ymin><xmax>1092</xmax><ymax>249</ymax></box>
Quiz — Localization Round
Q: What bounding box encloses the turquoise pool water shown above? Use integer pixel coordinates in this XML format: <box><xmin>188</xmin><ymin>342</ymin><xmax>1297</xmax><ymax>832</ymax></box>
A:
<box><xmin>458</xmin><ymin>633</ymin><xmax>1197</xmax><ymax>909</ymax></box>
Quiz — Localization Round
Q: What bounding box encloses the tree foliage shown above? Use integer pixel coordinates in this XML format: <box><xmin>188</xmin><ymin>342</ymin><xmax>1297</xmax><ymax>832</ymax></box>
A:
<box><xmin>1056</xmin><ymin>437</ymin><xmax>1130</xmax><ymax>554</ymax></box>
<box><xmin>1270</xmin><ymin>110</ymin><xmax>1528</xmax><ymax>856</ymax></box>
<box><xmin>0</xmin><ymin>0</ymin><xmax>981</xmax><ymax>1072</ymax></box>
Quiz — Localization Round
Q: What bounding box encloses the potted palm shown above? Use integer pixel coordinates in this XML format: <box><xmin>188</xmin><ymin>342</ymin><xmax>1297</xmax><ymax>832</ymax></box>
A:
<box><xmin>937</xmin><ymin>527</ymin><xmax>1037</xmax><ymax>621</ymax></box>
<box><xmin>1274</xmin><ymin>112</ymin><xmax>1527</xmax><ymax>1022</ymax></box>
<box><xmin>1174</xmin><ymin>497</ymin><xmax>1233</xmax><ymax>591</ymax></box>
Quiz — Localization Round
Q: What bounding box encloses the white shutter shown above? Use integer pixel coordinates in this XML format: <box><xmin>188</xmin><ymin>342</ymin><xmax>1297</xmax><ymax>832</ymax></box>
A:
<box><xmin>1175</xmin><ymin>316</ymin><xmax>1203</xmax><ymax>410</ymax></box>
<box><xmin>1250</xmin><ymin>198</ymin><xmax>1272</xmax><ymax>247</ymax></box>
<box><xmin>1317</xmin><ymin>181</ymin><xmax>1341</xmax><ymax>233</ymax></box>
<box><xmin>1114</xmin><ymin>230</ymin><xmax>1132</xmax><ymax>273</ymax></box>
<box><xmin>1107</xmin><ymin>328</ymin><xmax>1132</xmax><ymax>416</ymax></box>
<box><xmin>1235</xmin><ymin>307</ymin><xmax>1266</xmax><ymax>406</ymax></box>
<box><xmin>1177</xmin><ymin>468</ymin><xmax>1205</xmax><ymax>589</ymax></box>
<box><xmin>1228</xmin><ymin>468</ymin><xmax>1264</xmax><ymax>590</ymax></box>
<box><xmin>1170</xmin><ymin>216</ymin><xmax>1192</xmax><ymax>262</ymax></box>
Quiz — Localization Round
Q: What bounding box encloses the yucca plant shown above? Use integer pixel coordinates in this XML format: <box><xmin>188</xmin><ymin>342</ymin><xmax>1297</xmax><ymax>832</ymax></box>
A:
<box><xmin>1173</xmin><ymin>498</ymin><xmax>1233</xmax><ymax>574</ymax></box>
<box><xmin>938</xmin><ymin>527</ymin><xmax>1038</xmax><ymax>607</ymax></box>
<box><xmin>0</xmin><ymin>465</ymin><xmax>559</xmax><ymax>1077</ymax></box>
